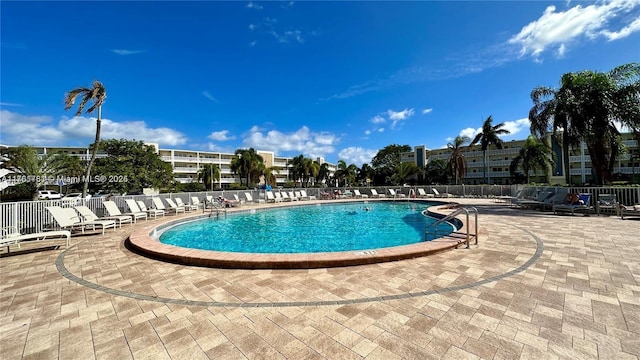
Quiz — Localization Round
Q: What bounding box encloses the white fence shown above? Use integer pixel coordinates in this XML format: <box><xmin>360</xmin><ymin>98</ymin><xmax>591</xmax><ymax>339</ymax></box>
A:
<box><xmin>11</xmin><ymin>184</ymin><xmax>634</xmax><ymax>236</ymax></box>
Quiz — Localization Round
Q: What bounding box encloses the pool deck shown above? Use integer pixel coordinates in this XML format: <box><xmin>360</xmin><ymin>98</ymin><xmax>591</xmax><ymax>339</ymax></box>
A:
<box><xmin>1</xmin><ymin>198</ymin><xmax>640</xmax><ymax>359</ymax></box>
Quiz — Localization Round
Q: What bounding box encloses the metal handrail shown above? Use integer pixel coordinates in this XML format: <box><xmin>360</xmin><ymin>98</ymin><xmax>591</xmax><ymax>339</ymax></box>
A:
<box><xmin>425</xmin><ymin>206</ymin><xmax>478</xmax><ymax>248</ymax></box>
<box><xmin>204</xmin><ymin>199</ymin><xmax>227</xmax><ymax>218</ymax></box>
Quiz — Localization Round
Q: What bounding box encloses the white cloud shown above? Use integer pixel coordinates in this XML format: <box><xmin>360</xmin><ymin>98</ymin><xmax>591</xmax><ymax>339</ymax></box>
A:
<box><xmin>387</xmin><ymin>108</ymin><xmax>415</xmax><ymax>129</ymax></box>
<box><xmin>249</xmin><ymin>41</ymin><xmax>257</xmax><ymax>47</ymax></box>
<box><xmin>242</xmin><ymin>125</ymin><xmax>339</xmax><ymax>159</ymax></box>
<box><xmin>501</xmin><ymin>118</ymin><xmax>530</xmax><ymax>137</ymax></box>
<box><xmin>248</xmin><ymin>24</ymin><xmax>257</xmax><ymax>31</ymax></box>
<box><xmin>0</xmin><ymin>102</ymin><xmax>23</xmax><ymax>107</ymax></box>
<box><xmin>338</xmin><ymin>147</ymin><xmax>378</xmax><ymax>167</ymax></box>
<box><xmin>270</xmin><ymin>29</ymin><xmax>304</xmax><ymax>44</ymax></box>
<box><xmin>509</xmin><ymin>0</ymin><xmax>640</xmax><ymax>59</ymax></box>
<box><xmin>246</xmin><ymin>1</ymin><xmax>263</xmax><ymax>10</ymax></box>
<box><xmin>459</xmin><ymin>127</ymin><xmax>480</xmax><ymax>140</ymax></box>
<box><xmin>377</xmin><ymin>128</ymin><xmax>384</xmax><ymax>133</ymax></box>
<box><xmin>364</xmin><ymin>130</ymin><xmax>371</xmax><ymax>136</ymax></box>
<box><xmin>0</xmin><ymin>110</ymin><xmax>187</xmax><ymax>147</ymax></box>
<box><xmin>456</xmin><ymin>117</ymin><xmax>531</xmax><ymax>142</ymax></box>
<box><xmin>370</xmin><ymin>115</ymin><xmax>385</xmax><ymax>124</ymax></box>
<box><xmin>111</xmin><ymin>49</ymin><xmax>145</xmax><ymax>55</ymax></box>
<box><xmin>202</xmin><ymin>91</ymin><xmax>220</xmax><ymax>103</ymax></box>
<box><xmin>422</xmin><ymin>108</ymin><xmax>433</xmax><ymax>115</ymax></box>
<box><xmin>208</xmin><ymin>130</ymin><xmax>236</xmax><ymax>141</ymax></box>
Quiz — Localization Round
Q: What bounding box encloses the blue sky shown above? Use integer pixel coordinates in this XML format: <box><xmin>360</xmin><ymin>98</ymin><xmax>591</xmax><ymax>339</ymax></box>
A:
<box><xmin>2</xmin><ymin>1</ymin><xmax>639</xmax><ymax>166</ymax></box>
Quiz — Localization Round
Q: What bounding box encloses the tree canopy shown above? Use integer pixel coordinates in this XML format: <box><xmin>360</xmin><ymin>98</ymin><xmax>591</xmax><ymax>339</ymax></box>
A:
<box><xmin>92</xmin><ymin>139</ymin><xmax>173</xmax><ymax>194</ymax></box>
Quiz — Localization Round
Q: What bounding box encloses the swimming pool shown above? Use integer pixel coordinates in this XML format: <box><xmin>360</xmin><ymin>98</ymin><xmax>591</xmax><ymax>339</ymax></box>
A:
<box><xmin>158</xmin><ymin>202</ymin><xmax>456</xmax><ymax>253</ymax></box>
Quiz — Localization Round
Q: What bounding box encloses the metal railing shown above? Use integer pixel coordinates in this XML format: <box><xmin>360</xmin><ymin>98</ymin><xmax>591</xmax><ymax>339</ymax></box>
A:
<box><xmin>425</xmin><ymin>207</ymin><xmax>478</xmax><ymax>249</ymax></box>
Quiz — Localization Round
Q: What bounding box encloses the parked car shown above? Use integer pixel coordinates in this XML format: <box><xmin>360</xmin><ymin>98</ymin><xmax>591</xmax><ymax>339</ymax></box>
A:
<box><xmin>37</xmin><ymin>190</ymin><xmax>63</xmax><ymax>200</ymax></box>
<box><xmin>63</xmin><ymin>192</ymin><xmax>92</xmax><ymax>200</ymax></box>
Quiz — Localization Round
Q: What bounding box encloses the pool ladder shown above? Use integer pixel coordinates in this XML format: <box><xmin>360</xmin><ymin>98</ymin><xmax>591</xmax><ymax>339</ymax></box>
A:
<box><xmin>204</xmin><ymin>199</ymin><xmax>227</xmax><ymax>218</ymax></box>
<box><xmin>425</xmin><ymin>207</ymin><xmax>478</xmax><ymax>248</ymax></box>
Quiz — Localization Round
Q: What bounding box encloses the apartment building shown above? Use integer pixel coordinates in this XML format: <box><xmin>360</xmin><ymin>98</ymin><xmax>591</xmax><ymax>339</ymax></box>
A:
<box><xmin>17</xmin><ymin>145</ymin><xmax>335</xmax><ymax>188</ymax></box>
<box><xmin>405</xmin><ymin>133</ymin><xmax>639</xmax><ymax>185</ymax></box>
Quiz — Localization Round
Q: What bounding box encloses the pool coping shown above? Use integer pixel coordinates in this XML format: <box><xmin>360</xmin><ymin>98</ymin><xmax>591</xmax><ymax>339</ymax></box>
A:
<box><xmin>127</xmin><ymin>199</ymin><xmax>473</xmax><ymax>269</ymax></box>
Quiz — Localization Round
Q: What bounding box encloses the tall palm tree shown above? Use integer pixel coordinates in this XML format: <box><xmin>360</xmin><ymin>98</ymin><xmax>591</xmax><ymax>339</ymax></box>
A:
<box><xmin>197</xmin><ymin>163</ymin><xmax>220</xmax><ymax>191</ymax></box>
<box><xmin>230</xmin><ymin>148</ymin><xmax>264</xmax><ymax>187</ymax></box>
<box><xmin>529</xmin><ymin>63</ymin><xmax>640</xmax><ymax>185</ymax></box>
<box><xmin>263</xmin><ymin>166</ymin><xmax>280</xmax><ymax>187</ymax></box>
<box><xmin>470</xmin><ymin>116</ymin><xmax>511</xmax><ymax>184</ymax></box>
<box><xmin>509</xmin><ymin>136</ymin><xmax>554</xmax><ymax>184</ymax></box>
<box><xmin>357</xmin><ymin>163</ymin><xmax>375</xmax><ymax>186</ymax></box>
<box><xmin>64</xmin><ymin>80</ymin><xmax>107</xmax><ymax>198</ymax></box>
<box><xmin>530</xmin><ymin>73</ymin><xmax>583</xmax><ymax>185</ymax></box>
<box><xmin>446</xmin><ymin>135</ymin><xmax>470</xmax><ymax>185</ymax></box>
<box><xmin>317</xmin><ymin>163</ymin><xmax>331</xmax><ymax>185</ymax></box>
<box><xmin>289</xmin><ymin>154</ymin><xmax>306</xmax><ymax>187</ymax></box>
<box><xmin>423</xmin><ymin>158</ymin><xmax>448</xmax><ymax>185</ymax></box>
<box><xmin>2</xmin><ymin>145</ymin><xmax>69</xmax><ymax>200</ymax></box>
<box><xmin>309</xmin><ymin>160</ymin><xmax>321</xmax><ymax>187</ymax></box>
<box><xmin>393</xmin><ymin>162</ymin><xmax>419</xmax><ymax>185</ymax></box>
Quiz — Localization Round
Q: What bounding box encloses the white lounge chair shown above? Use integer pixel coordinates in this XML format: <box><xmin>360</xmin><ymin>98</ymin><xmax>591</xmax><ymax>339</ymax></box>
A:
<box><xmin>1</xmin><ymin>226</ymin><xmax>71</xmax><ymax>251</ymax></box>
<box><xmin>266</xmin><ymin>191</ymin><xmax>282</xmax><ymax>203</ymax></box>
<box><xmin>388</xmin><ymin>189</ymin><xmax>406</xmax><ymax>198</ymax></box>
<box><xmin>432</xmin><ymin>188</ymin><xmax>453</xmax><ymax>198</ymax></box>
<box><xmin>152</xmin><ymin>197</ymin><xmax>184</xmax><ymax>214</ymax></box>
<box><xmin>417</xmin><ymin>188</ymin><xmax>433</xmax><ymax>198</ymax></box>
<box><xmin>245</xmin><ymin>192</ymin><xmax>264</xmax><ymax>204</ymax></box>
<box><xmin>46</xmin><ymin>206</ymin><xmax>116</xmax><ymax>235</ymax></box>
<box><xmin>370</xmin><ymin>189</ymin><xmax>386</xmax><ymax>198</ymax></box>
<box><xmin>300</xmin><ymin>190</ymin><xmax>315</xmax><ymax>200</ymax></box>
<box><xmin>104</xmin><ymin>200</ymin><xmax>146</xmax><ymax>222</ymax></box>
<box><xmin>232</xmin><ymin>194</ymin><xmax>244</xmax><ymax>206</ymax></box>
<box><xmin>123</xmin><ymin>199</ymin><xmax>151</xmax><ymax>222</ymax></box>
<box><xmin>280</xmin><ymin>192</ymin><xmax>292</xmax><ymax>202</ymax></box>
<box><xmin>75</xmin><ymin>205</ymin><xmax>132</xmax><ymax>228</ymax></box>
<box><xmin>165</xmin><ymin>198</ymin><xmax>186</xmax><ymax>213</ymax></box>
<box><xmin>287</xmin><ymin>191</ymin><xmax>298</xmax><ymax>201</ymax></box>
<box><xmin>191</xmin><ymin>196</ymin><xmax>205</xmax><ymax>210</ymax></box>
<box><xmin>137</xmin><ymin>200</ymin><xmax>165</xmax><ymax>218</ymax></box>
<box><xmin>353</xmin><ymin>189</ymin><xmax>368</xmax><ymax>198</ymax></box>
<box><xmin>274</xmin><ymin>192</ymin><xmax>284</xmax><ymax>202</ymax></box>
<box><xmin>175</xmin><ymin>198</ymin><xmax>197</xmax><ymax>212</ymax></box>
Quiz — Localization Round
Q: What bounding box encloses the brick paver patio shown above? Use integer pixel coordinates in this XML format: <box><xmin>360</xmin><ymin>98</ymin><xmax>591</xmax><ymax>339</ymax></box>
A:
<box><xmin>1</xmin><ymin>198</ymin><xmax>639</xmax><ymax>359</ymax></box>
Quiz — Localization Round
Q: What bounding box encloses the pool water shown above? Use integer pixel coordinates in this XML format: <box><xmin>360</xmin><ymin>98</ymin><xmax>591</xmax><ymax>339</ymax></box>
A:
<box><xmin>159</xmin><ymin>202</ymin><xmax>456</xmax><ymax>253</ymax></box>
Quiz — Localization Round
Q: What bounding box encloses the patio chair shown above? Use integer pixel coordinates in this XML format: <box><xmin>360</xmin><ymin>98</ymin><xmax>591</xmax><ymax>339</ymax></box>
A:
<box><xmin>266</xmin><ymin>191</ymin><xmax>282</xmax><ymax>203</ymax></box>
<box><xmin>46</xmin><ymin>206</ymin><xmax>116</xmax><ymax>235</ymax></box>
<box><xmin>388</xmin><ymin>189</ymin><xmax>406</xmax><ymax>198</ymax></box>
<box><xmin>370</xmin><ymin>189</ymin><xmax>386</xmax><ymax>198</ymax></box>
<box><xmin>596</xmin><ymin>194</ymin><xmax>617</xmax><ymax>215</ymax></box>
<box><xmin>104</xmin><ymin>200</ymin><xmax>145</xmax><ymax>223</ymax></box>
<box><xmin>296</xmin><ymin>190</ymin><xmax>307</xmax><ymax>200</ymax></box>
<box><xmin>287</xmin><ymin>191</ymin><xmax>298</xmax><ymax>201</ymax></box>
<box><xmin>190</xmin><ymin>196</ymin><xmax>205</xmax><ymax>210</ymax></box>
<box><xmin>245</xmin><ymin>192</ymin><xmax>265</xmax><ymax>204</ymax></box>
<box><xmin>514</xmin><ymin>189</ymin><xmax>554</xmax><ymax>208</ymax></box>
<box><xmin>1</xmin><ymin>226</ymin><xmax>71</xmax><ymax>252</ymax></box>
<box><xmin>137</xmin><ymin>200</ymin><xmax>165</xmax><ymax>219</ymax></box>
<box><xmin>431</xmin><ymin>188</ymin><xmax>453</xmax><ymax>198</ymax></box>
<box><xmin>553</xmin><ymin>193</ymin><xmax>593</xmax><ymax>216</ymax></box>
<box><xmin>280</xmin><ymin>191</ymin><xmax>292</xmax><ymax>202</ymax></box>
<box><xmin>320</xmin><ymin>190</ymin><xmax>335</xmax><ymax>200</ymax></box>
<box><xmin>301</xmin><ymin>190</ymin><xmax>315</xmax><ymax>200</ymax></box>
<box><xmin>122</xmin><ymin>199</ymin><xmax>150</xmax><ymax>222</ymax></box>
<box><xmin>274</xmin><ymin>192</ymin><xmax>285</xmax><ymax>202</ymax></box>
<box><xmin>353</xmin><ymin>189</ymin><xmax>368</xmax><ymax>198</ymax></box>
<box><xmin>75</xmin><ymin>205</ymin><xmax>132</xmax><ymax>228</ymax></box>
<box><xmin>620</xmin><ymin>204</ymin><xmax>640</xmax><ymax>220</ymax></box>
<box><xmin>417</xmin><ymin>188</ymin><xmax>434</xmax><ymax>198</ymax></box>
<box><xmin>175</xmin><ymin>198</ymin><xmax>198</xmax><ymax>212</ymax></box>
<box><xmin>232</xmin><ymin>194</ymin><xmax>244</xmax><ymax>206</ymax></box>
<box><xmin>156</xmin><ymin>198</ymin><xmax>185</xmax><ymax>214</ymax></box>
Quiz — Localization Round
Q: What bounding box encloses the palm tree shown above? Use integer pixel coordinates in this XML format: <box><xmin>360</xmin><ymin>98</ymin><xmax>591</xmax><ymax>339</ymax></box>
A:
<box><xmin>529</xmin><ymin>63</ymin><xmax>640</xmax><ymax>185</ymax></box>
<box><xmin>309</xmin><ymin>160</ymin><xmax>320</xmax><ymax>187</ymax></box>
<box><xmin>263</xmin><ymin>166</ymin><xmax>280</xmax><ymax>187</ymax></box>
<box><xmin>393</xmin><ymin>162</ymin><xmax>419</xmax><ymax>185</ymax></box>
<box><xmin>357</xmin><ymin>163</ymin><xmax>375</xmax><ymax>186</ymax></box>
<box><xmin>317</xmin><ymin>163</ymin><xmax>331</xmax><ymax>185</ymax></box>
<box><xmin>197</xmin><ymin>163</ymin><xmax>220</xmax><ymax>191</ymax></box>
<box><xmin>230</xmin><ymin>148</ymin><xmax>264</xmax><ymax>187</ymax></box>
<box><xmin>289</xmin><ymin>154</ymin><xmax>306</xmax><ymax>187</ymax></box>
<box><xmin>64</xmin><ymin>80</ymin><xmax>107</xmax><ymax>198</ymax></box>
<box><xmin>423</xmin><ymin>158</ymin><xmax>448</xmax><ymax>184</ymax></box>
<box><xmin>470</xmin><ymin>116</ymin><xmax>511</xmax><ymax>184</ymax></box>
<box><xmin>446</xmin><ymin>135</ymin><xmax>470</xmax><ymax>185</ymax></box>
<box><xmin>530</xmin><ymin>74</ymin><xmax>583</xmax><ymax>185</ymax></box>
<box><xmin>509</xmin><ymin>136</ymin><xmax>554</xmax><ymax>184</ymax></box>
<box><xmin>2</xmin><ymin>146</ymin><xmax>69</xmax><ymax>200</ymax></box>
